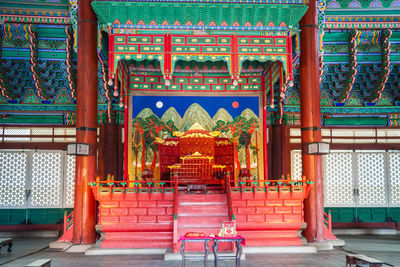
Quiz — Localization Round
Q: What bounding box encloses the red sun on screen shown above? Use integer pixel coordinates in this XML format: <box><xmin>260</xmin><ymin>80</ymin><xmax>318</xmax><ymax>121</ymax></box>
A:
<box><xmin>232</xmin><ymin>101</ymin><xmax>239</xmax><ymax>108</ymax></box>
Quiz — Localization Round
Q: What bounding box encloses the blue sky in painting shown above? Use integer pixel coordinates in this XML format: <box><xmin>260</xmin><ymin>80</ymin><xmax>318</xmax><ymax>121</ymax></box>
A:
<box><xmin>132</xmin><ymin>96</ymin><xmax>259</xmax><ymax>119</ymax></box>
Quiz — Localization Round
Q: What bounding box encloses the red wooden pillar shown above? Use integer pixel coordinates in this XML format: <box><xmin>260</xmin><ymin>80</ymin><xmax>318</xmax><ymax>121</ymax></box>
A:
<box><xmin>271</xmin><ymin>113</ymin><xmax>283</xmax><ymax>180</ymax></box>
<box><xmin>73</xmin><ymin>0</ymin><xmax>98</xmax><ymax>245</ymax></box>
<box><xmin>299</xmin><ymin>0</ymin><xmax>325</xmax><ymax>242</ymax></box>
<box><xmin>99</xmin><ymin>120</ymin><xmax>120</xmax><ymax>180</ymax></box>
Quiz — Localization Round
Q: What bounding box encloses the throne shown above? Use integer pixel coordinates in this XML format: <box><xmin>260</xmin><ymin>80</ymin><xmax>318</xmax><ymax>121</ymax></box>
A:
<box><xmin>158</xmin><ymin>123</ymin><xmax>234</xmax><ymax>185</ymax></box>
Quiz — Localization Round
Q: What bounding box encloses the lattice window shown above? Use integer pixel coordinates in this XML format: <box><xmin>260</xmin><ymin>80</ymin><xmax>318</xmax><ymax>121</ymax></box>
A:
<box><xmin>357</xmin><ymin>153</ymin><xmax>387</xmax><ymax>206</ymax></box>
<box><xmin>30</xmin><ymin>152</ymin><xmax>62</xmax><ymax>208</ymax></box>
<box><xmin>354</xmin><ymin>129</ymin><xmax>376</xmax><ymax>137</ymax></box>
<box><xmin>377</xmin><ymin>129</ymin><xmax>400</xmax><ymax>137</ymax></box>
<box><xmin>291</xmin><ymin>150</ymin><xmax>302</xmax><ymax>180</ymax></box>
<box><xmin>0</xmin><ymin>152</ymin><xmax>27</xmax><ymax>208</ymax></box>
<box><xmin>331</xmin><ymin>129</ymin><xmax>354</xmax><ymax>137</ymax></box>
<box><xmin>331</xmin><ymin>138</ymin><xmax>356</xmax><ymax>143</ymax></box>
<box><xmin>4</xmin><ymin>128</ymin><xmax>30</xmax><ymax>142</ymax></box>
<box><xmin>290</xmin><ymin>128</ymin><xmax>301</xmax><ymax>136</ymax></box>
<box><xmin>325</xmin><ymin>153</ymin><xmax>355</xmax><ymax>207</ymax></box>
<box><xmin>322</xmin><ymin>129</ymin><xmax>331</xmax><ymax>136</ymax></box>
<box><xmin>389</xmin><ymin>153</ymin><xmax>400</xmax><ymax>206</ymax></box>
<box><xmin>64</xmin><ymin>155</ymin><xmax>75</xmax><ymax>208</ymax></box>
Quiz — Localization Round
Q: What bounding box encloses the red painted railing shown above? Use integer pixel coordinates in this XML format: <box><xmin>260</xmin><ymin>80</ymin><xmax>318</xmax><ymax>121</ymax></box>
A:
<box><xmin>323</xmin><ymin>211</ymin><xmax>338</xmax><ymax>240</ymax></box>
<box><xmin>173</xmin><ymin>173</ymin><xmax>179</xmax><ymax>253</ymax></box>
<box><xmin>57</xmin><ymin>210</ymin><xmax>74</xmax><ymax>242</ymax></box>
<box><xmin>227</xmin><ymin>177</ymin><xmax>313</xmax><ymax>199</ymax></box>
<box><xmin>225</xmin><ymin>172</ymin><xmax>234</xmax><ymax>220</ymax></box>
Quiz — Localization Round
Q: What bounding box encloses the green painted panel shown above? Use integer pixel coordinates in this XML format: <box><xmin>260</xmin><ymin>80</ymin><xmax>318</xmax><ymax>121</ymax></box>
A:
<box><xmin>127</xmin><ymin>36</ymin><xmax>152</xmax><ymax>44</ymax></box>
<box><xmin>189</xmin><ymin>78</ymin><xmax>203</xmax><ymax>84</ymax></box>
<box><xmin>0</xmin><ymin>210</ymin><xmax>10</xmax><ymax>224</ymax></box>
<box><xmin>131</xmin><ymin>83</ymin><xmax>151</xmax><ymax>90</ymax></box>
<box><xmin>115</xmin><ymin>45</ymin><xmax>138</xmax><ymax>52</ymax></box>
<box><xmin>172</xmin><ymin>37</ymin><xmax>185</xmax><ymax>44</ymax></box>
<box><xmin>238</xmin><ymin>38</ymin><xmax>249</xmax><ymax>44</ymax></box>
<box><xmin>141</xmin><ymin>45</ymin><xmax>164</xmax><ymax>53</ymax></box>
<box><xmin>2</xmin><ymin>50</ymin><xmax>67</xmax><ymax>59</ymax></box>
<box><xmin>249</xmin><ymin>77</ymin><xmax>261</xmax><ymax>83</ymax></box>
<box><xmin>241</xmin><ymin>84</ymin><xmax>261</xmax><ymax>90</ymax></box>
<box><xmin>182</xmin><ymin>84</ymin><xmax>210</xmax><ymax>90</ymax></box>
<box><xmin>323</xmin><ymin>32</ymin><xmax>349</xmax><ymax>42</ymax></box>
<box><xmin>371</xmin><ymin>208</ymin><xmax>387</xmax><ymax>223</ymax></box>
<box><xmin>275</xmin><ymin>38</ymin><xmax>286</xmax><ymax>45</ymax></box>
<box><xmin>212</xmin><ymin>85</ymin><xmax>225</xmax><ymax>91</ymax></box>
<box><xmin>187</xmin><ymin>37</ymin><xmax>216</xmax><ymax>44</ymax></box>
<box><xmin>227</xmin><ymin>85</ymin><xmax>238</xmax><ymax>91</ymax></box>
<box><xmin>239</xmin><ymin>47</ymin><xmax>262</xmax><ymax>53</ymax></box>
<box><xmin>339</xmin><ymin>207</ymin><xmax>355</xmax><ymax>222</ymax></box>
<box><xmin>10</xmin><ymin>210</ymin><xmax>26</xmax><ymax>225</ymax></box>
<box><xmin>130</xmin><ymin>76</ymin><xmax>145</xmax><ymax>83</ymax></box>
<box><xmin>250</xmin><ymin>38</ymin><xmax>273</xmax><ymax>45</ymax></box>
<box><xmin>115</xmin><ymin>36</ymin><xmax>126</xmax><ymax>43</ymax></box>
<box><xmin>172</xmin><ymin>46</ymin><xmax>201</xmax><ymax>53</ymax></box>
<box><xmin>219</xmin><ymin>78</ymin><xmax>232</xmax><ymax>84</ymax></box>
<box><xmin>217</xmin><ymin>38</ymin><xmax>231</xmax><ymax>45</ymax></box>
<box><xmin>204</xmin><ymin>78</ymin><xmax>217</xmax><ymax>84</ymax></box>
<box><xmin>0</xmin><ymin>114</ymin><xmax>64</xmax><ymax>124</ymax></box>
<box><xmin>324</xmin><ymin>117</ymin><xmax>387</xmax><ymax>126</ymax></box>
<box><xmin>38</xmin><ymin>27</ymin><xmax>68</xmax><ymax>39</ymax></box>
<box><xmin>153</xmin><ymin>84</ymin><xmax>167</xmax><ymax>90</ymax></box>
<box><xmin>145</xmin><ymin>77</ymin><xmax>159</xmax><ymax>83</ymax></box>
<box><xmin>263</xmin><ymin>47</ymin><xmax>286</xmax><ymax>54</ymax></box>
<box><xmin>153</xmin><ymin>37</ymin><xmax>164</xmax><ymax>44</ymax></box>
<box><xmin>167</xmin><ymin>85</ymin><xmax>181</xmax><ymax>90</ymax></box>
<box><xmin>175</xmin><ymin>78</ymin><xmax>189</xmax><ymax>83</ymax></box>
<box><xmin>387</xmin><ymin>208</ymin><xmax>400</xmax><ymax>222</ymax></box>
<box><xmin>325</xmin><ymin>208</ymin><xmax>400</xmax><ymax>223</ymax></box>
<box><xmin>357</xmin><ymin>208</ymin><xmax>372</xmax><ymax>222</ymax></box>
<box><xmin>0</xmin><ymin>209</ymin><xmax>72</xmax><ymax>225</ymax></box>
<box><xmin>202</xmin><ymin>46</ymin><xmax>231</xmax><ymax>53</ymax></box>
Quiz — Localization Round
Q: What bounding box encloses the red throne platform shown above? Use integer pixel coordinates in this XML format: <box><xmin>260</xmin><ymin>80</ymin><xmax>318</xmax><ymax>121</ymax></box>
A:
<box><xmin>90</xmin><ymin>125</ymin><xmax>312</xmax><ymax>250</ymax></box>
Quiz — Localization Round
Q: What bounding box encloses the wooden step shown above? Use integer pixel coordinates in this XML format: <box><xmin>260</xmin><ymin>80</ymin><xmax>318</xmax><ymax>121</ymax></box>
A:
<box><xmin>104</xmin><ymin>231</ymin><xmax>172</xmax><ymax>241</ymax></box>
<box><xmin>179</xmin><ymin>194</ymin><xmax>227</xmax><ymax>205</ymax></box>
<box><xmin>178</xmin><ymin>205</ymin><xmax>228</xmax><ymax>216</ymax></box>
<box><xmin>178</xmin><ymin>216</ymin><xmax>229</xmax><ymax>228</ymax></box>
<box><xmin>101</xmin><ymin>239</ymin><xmax>172</xmax><ymax>248</ymax></box>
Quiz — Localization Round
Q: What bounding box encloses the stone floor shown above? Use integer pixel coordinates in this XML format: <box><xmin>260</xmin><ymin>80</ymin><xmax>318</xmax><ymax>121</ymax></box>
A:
<box><xmin>1</xmin><ymin>235</ymin><xmax>399</xmax><ymax>267</ymax></box>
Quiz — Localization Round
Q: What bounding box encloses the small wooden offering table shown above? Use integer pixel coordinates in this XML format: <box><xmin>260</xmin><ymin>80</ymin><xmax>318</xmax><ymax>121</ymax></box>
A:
<box><xmin>178</xmin><ymin>235</ymin><xmax>245</xmax><ymax>267</ymax></box>
<box><xmin>178</xmin><ymin>236</ymin><xmax>212</xmax><ymax>267</ymax></box>
<box><xmin>212</xmin><ymin>236</ymin><xmax>244</xmax><ymax>267</ymax></box>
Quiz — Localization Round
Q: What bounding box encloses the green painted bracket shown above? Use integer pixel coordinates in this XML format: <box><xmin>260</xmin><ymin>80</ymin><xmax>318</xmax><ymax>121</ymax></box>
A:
<box><xmin>120</xmin><ymin>182</ymin><xmax>127</xmax><ymax>186</ymax></box>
